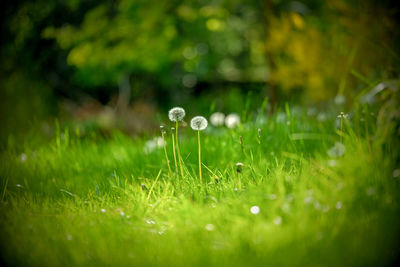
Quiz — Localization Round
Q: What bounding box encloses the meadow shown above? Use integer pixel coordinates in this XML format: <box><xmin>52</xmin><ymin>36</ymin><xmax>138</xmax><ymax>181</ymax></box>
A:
<box><xmin>1</xmin><ymin>102</ymin><xmax>399</xmax><ymax>266</ymax></box>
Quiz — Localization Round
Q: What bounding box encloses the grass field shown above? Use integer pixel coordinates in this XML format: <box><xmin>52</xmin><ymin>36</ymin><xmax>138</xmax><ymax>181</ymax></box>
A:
<box><xmin>1</xmin><ymin>105</ymin><xmax>399</xmax><ymax>266</ymax></box>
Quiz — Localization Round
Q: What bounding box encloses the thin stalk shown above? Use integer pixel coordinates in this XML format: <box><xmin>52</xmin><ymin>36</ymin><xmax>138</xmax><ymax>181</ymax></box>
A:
<box><xmin>198</xmin><ymin>130</ymin><xmax>202</xmax><ymax>183</ymax></box>
<box><xmin>175</xmin><ymin>121</ymin><xmax>185</xmax><ymax>179</ymax></box>
<box><xmin>161</xmin><ymin>132</ymin><xmax>173</xmax><ymax>178</ymax></box>
<box><xmin>340</xmin><ymin>117</ymin><xmax>343</xmax><ymax>144</ymax></box>
<box><xmin>171</xmin><ymin>131</ymin><xmax>178</xmax><ymax>173</ymax></box>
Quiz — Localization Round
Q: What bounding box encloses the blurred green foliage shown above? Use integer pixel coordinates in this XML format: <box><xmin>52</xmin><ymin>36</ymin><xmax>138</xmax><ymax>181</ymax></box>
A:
<box><xmin>0</xmin><ymin>0</ymin><xmax>399</xmax><ymax>143</ymax></box>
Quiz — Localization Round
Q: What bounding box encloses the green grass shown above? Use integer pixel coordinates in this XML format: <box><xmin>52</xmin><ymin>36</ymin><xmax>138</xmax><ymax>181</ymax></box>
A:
<box><xmin>1</xmin><ymin>107</ymin><xmax>399</xmax><ymax>266</ymax></box>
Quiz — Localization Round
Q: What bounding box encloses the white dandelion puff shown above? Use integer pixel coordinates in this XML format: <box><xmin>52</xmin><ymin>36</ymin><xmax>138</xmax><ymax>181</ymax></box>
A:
<box><xmin>337</xmin><ymin>112</ymin><xmax>348</xmax><ymax>119</ymax></box>
<box><xmin>328</xmin><ymin>142</ymin><xmax>345</xmax><ymax>157</ymax></box>
<box><xmin>205</xmin><ymin>224</ymin><xmax>215</xmax><ymax>231</ymax></box>
<box><xmin>225</xmin><ymin>113</ymin><xmax>240</xmax><ymax>128</ymax></box>
<box><xmin>210</xmin><ymin>112</ymin><xmax>225</xmax><ymax>127</ymax></box>
<box><xmin>273</xmin><ymin>216</ymin><xmax>282</xmax><ymax>226</ymax></box>
<box><xmin>190</xmin><ymin>116</ymin><xmax>208</xmax><ymax>131</ymax></box>
<box><xmin>334</xmin><ymin>94</ymin><xmax>346</xmax><ymax>105</ymax></box>
<box><xmin>250</xmin><ymin>206</ymin><xmax>260</xmax><ymax>215</ymax></box>
<box><xmin>168</xmin><ymin>107</ymin><xmax>186</xmax><ymax>122</ymax></box>
<box><xmin>144</xmin><ymin>137</ymin><xmax>164</xmax><ymax>154</ymax></box>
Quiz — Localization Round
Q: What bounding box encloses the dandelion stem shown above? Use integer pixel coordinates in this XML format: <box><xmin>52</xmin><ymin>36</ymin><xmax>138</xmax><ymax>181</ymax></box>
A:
<box><xmin>340</xmin><ymin>117</ymin><xmax>343</xmax><ymax>144</ymax></box>
<box><xmin>161</xmin><ymin>132</ymin><xmax>173</xmax><ymax>178</ymax></box>
<box><xmin>171</xmin><ymin>131</ymin><xmax>178</xmax><ymax>174</ymax></box>
<box><xmin>198</xmin><ymin>130</ymin><xmax>202</xmax><ymax>183</ymax></box>
<box><xmin>175</xmin><ymin>121</ymin><xmax>185</xmax><ymax>179</ymax></box>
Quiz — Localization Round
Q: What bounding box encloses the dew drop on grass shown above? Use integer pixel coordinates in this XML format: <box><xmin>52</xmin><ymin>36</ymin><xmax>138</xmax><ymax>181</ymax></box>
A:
<box><xmin>250</xmin><ymin>206</ymin><xmax>260</xmax><ymax>215</ymax></box>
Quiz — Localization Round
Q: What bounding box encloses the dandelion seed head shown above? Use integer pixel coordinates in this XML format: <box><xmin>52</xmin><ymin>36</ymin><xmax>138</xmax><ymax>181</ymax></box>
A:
<box><xmin>205</xmin><ymin>224</ymin><xmax>215</xmax><ymax>231</ymax></box>
<box><xmin>250</xmin><ymin>206</ymin><xmax>260</xmax><ymax>215</ymax></box>
<box><xmin>159</xmin><ymin>125</ymin><xmax>166</xmax><ymax>135</ymax></box>
<box><xmin>236</xmin><ymin>162</ymin><xmax>244</xmax><ymax>173</ymax></box>
<box><xmin>337</xmin><ymin>112</ymin><xmax>348</xmax><ymax>119</ymax></box>
<box><xmin>190</xmin><ymin>116</ymin><xmax>208</xmax><ymax>131</ymax></box>
<box><xmin>328</xmin><ymin>142</ymin><xmax>345</xmax><ymax>157</ymax></box>
<box><xmin>19</xmin><ymin>153</ymin><xmax>27</xmax><ymax>163</ymax></box>
<box><xmin>210</xmin><ymin>112</ymin><xmax>225</xmax><ymax>126</ymax></box>
<box><xmin>144</xmin><ymin>137</ymin><xmax>164</xmax><ymax>154</ymax></box>
<box><xmin>366</xmin><ymin>187</ymin><xmax>376</xmax><ymax>196</ymax></box>
<box><xmin>273</xmin><ymin>216</ymin><xmax>282</xmax><ymax>226</ymax></box>
<box><xmin>269</xmin><ymin>194</ymin><xmax>277</xmax><ymax>200</ymax></box>
<box><xmin>168</xmin><ymin>107</ymin><xmax>186</xmax><ymax>122</ymax></box>
<box><xmin>225</xmin><ymin>113</ymin><xmax>240</xmax><ymax>128</ymax></box>
<box><xmin>334</xmin><ymin>94</ymin><xmax>346</xmax><ymax>105</ymax></box>
<box><xmin>317</xmin><ymin>113</ymin><xmax>327</xmax><ymax>122</ymax></box>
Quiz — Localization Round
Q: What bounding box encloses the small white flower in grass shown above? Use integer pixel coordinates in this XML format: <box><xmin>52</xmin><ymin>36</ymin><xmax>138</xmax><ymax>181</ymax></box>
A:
<box><xmin>66</xmin><ymin>233</ymin><xmax>72</xmax><ymax>241</ymax></box>
<box><xmin>168</xmin><ymin>107</ymin><xmax>185</xmax><ymax>122</ymax></box>
<box><xmin>101</xmin><ymin>209</ymin><xmax>106</xmax><ymax>213</ymax></box>
<box><xmin>225</xmin><ymin>113</ymin><xmax>240</xmax><ymax>128</ymax></box>
<box><xmin>210</xmin><ymin>112</ymin><xmax>225</xmax><ymax>126</ymax></box>
<box><xmin>205</xmin><ymin>224</ymin><xmax>215</xmax><ymax>231</ymax></box>
<box><xmin>273</xmin><ymin>216</ymin><xmax>282</xmax><ymax>226</ymax></box>
<box><xmin>120</xmin><ymin>211</ymin><xmax>125</xmax><ymax>217</ymax></box>
<box><xmin>336</xmin><ymin>201</ymin><xmax>342</xmax><ymax>210</ymax></box>
<box><xmin>190</xmin><ymin>116</ymin><xmax>208</xmax><ymax>131</ymax></box>
<box><xmin>250</xmin><ymin>206</ymin><xmax>260</xmax><ymax>215</ymax></box>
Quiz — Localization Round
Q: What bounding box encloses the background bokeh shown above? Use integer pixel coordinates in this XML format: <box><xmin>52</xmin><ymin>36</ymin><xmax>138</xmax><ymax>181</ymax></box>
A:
<box><xmin>1</xmin><ymin>0</ymin><xmax>399</xmax><ymax>144</ymax></box>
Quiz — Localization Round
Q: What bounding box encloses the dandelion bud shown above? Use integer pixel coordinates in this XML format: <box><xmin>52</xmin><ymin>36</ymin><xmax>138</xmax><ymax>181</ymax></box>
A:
<box><xmin>190</xmin><ymin>116</ymin><xmax>208</xmax><ymax>131</ymax></box>
<box><xmin>236</xmin><ymin>162</ymin><xmax>244</xmax><ymax>173</ymax></box>
<box><xmin>168</xmin><ymin>107</ymin><xmax>186</xmax><ymax>122</ymax></box>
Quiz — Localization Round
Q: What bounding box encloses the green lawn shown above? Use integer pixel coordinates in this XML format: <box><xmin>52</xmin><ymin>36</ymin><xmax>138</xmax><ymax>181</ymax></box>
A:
<box><xmin>1</xmin><ymin>107</ymin><xmax>399</xmax><ymax>266</ymax></box>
